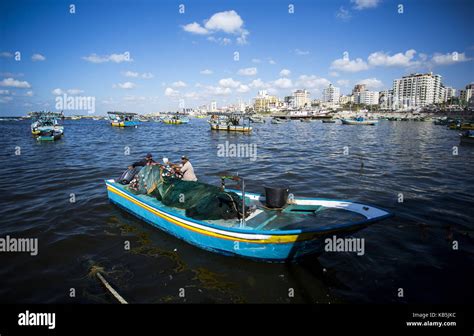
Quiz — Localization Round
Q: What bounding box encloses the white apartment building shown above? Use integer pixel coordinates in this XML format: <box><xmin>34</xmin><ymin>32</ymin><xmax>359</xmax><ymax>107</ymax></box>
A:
<box><xmin>444</xmin><ymin>87</ymin><xmax>456</xmax><ymax>102</ymax></box>
<box><xmin>459</xmin><ymin>83</ymin><xmax>473</xmax><ymax>106</ymax></box>
<box><xmin>322</xmin><ymin>84</ymin><xmax>340</xmax><ymax>104</ymax></box>
<box><xmin>392</xmin><ymin>72</ymin><xmax>442</xmax><ymax>109</ymax></box>
<box><xmin>293</xmin><ymin>89</ymin><xmax>311</xmax><ymax>108</ymax></box>
<box><xmin>379</xmin><ymin>90</ymin><xmax>394</xmax><ymax>110</ymax></box>
<box><xmin>360</xmin><ymin>90</ymin><xmax>380</xmax><ymax>105</ymax></box>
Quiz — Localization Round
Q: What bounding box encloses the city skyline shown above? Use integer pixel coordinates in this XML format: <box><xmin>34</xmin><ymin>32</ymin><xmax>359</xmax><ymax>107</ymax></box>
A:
<box><xmin>1</xmin><ymin>0</ymin><xmax>473</xmax><ymax>115</ymax></box>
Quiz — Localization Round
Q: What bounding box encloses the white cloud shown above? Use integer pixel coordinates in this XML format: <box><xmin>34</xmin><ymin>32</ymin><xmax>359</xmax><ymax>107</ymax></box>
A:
<box><xmin>31</xmin><ymin>53</ymin><xmax>46</xmax><ymax>61</ymax></box>
<box><xmin>237</xmin><ymin>67</ymin><xmax>257</xmax><ymax>76</ymax></box>
<box><xmin>172</xmin><ymin>81</ymin><xmax>187</xmax><ymax>88</ymax></box>
<box><xmin>329</xmin><ymin>71</ymin><xmax>339</xmax><ymax>77</ymax></box>
<box><xmin>268</xmin><ymin>58</ymin><xmax>276</xmax><ymax>65</ymax></box>
<box><xmin>249</xmin><ymin>78</ymin><xmax>267</xmax><ymax>89</ymax></box>
<box><xmin>368</xmin><ymin>49</ymin><xmax>417</xmax><ymax>67</ymax></box>
<box><xmin>331</xmin><ymin>57</ymin><xmax>369</xmax><ymax>72</ymax></box>
<box><xmin>295</xmin><ymin>49</ymin><xmax>310</xmax><ymax>56</ymax></box>
<box><xmin>52</xmin><ymin>88</ymin><xmax>64</xmax><ymax>95</ymax></box>
<box><xmin>0</xmin><ymin>89</ymin><xmax>10</xmax><ymax>94</ymax></box>
<box><xmin>25</xmin><ymin>90</ymin><xmax>34</xmax><ymax>97</ymax></box>
<box><xmin>183</xmin><ymin>10</ymin><xmax>249</xmax><ymax>45</ymax></box>
<box><xmin>357</xmin><ymin>78</ymin><xmax>384</xmax><ymax>90</ymax></box>
<box><xmin>204</xmin><ymin>10</ymin><xmax>243</xmax><ymax>34</ymax></box>
<box><xmin>219</xmin><ymin>78</ymin><xmax>241</xmax><ymax>88</ymax></box>
<box><xmin>82</xmin><ymin>52</ymin><xmax>132</xmax><ymax>63</ymax></box>
<box><xmin>0</xmin><ymin>96</ymin><xmax>13</xmax><ymax>103</ymax></box>
<box><xmin>206</xmin><ymin>86</ymin><xmax>232</xmax><ymax>96</ymax></box>
<box><xmin>252</xmin><ymin>58</ymin><xmax>261</xmax><ymax>63</ymax></box>
<box><xmin>273</xmin><ymin>78</ymin><xmax>293</xmax><ymax>89</ymax></box>
<box><xmin>296</xmin><ymin>75</ymin><xmax>331</xmax><ymax>89</ymax></box>
<box><xmin>142</xmin><ymin>72</ymin><xmax>154</xmax><ymax>79</ymax></box>
<box><xmin>431</xmin><ymin>52</ymin><xmax>472</xmax><ymax>65</ymax></box>
<box><xmin>0</xmin><ymin>77</ymin><xmax>31</xmax><ymax>88</ymax></box>
<box><xmin>0</xmin><ymin>52</ymin><xmax>13</xmax><ymax>58</ymax></box>
<box><xmin>351</xmin><ymin>0</ymin><xmax>380</xmax><ymax>10</ymax></box>
<box><xmin>336</xmin><ymin>79</ymin><xmax>350</xmax><ymax>87</ymax></box>
<box><xmin>184</xmin><ymin>92</ymin><xmax>200</xmax><ymax>99</ymax></box>
<box><xmin>114</xmin><ymin>82</ymin><xmax>136</xmax><ymax>89</ymax></box>
<box><xmin>336</xmin><ymin>6</ymin><xmax>352</xmax><ymax>21</ymax></box>
<box><xmin>164</xmin><ymin>87</ymin><xmax>179</xmax><ymax>97</ymax></box>
<box><xmin>124</xmin><ymin>71</ymin><xmax>139</xmax><ymax>78</ymax></box>
<box><xmin>200</xmin><ymin>69</ymin><xmax>213</xmax><ymax>75</ymax></box>
<box><xmin>237</xmin><ymin>84</ymin><xmax>250</xmax><ymax>93</ymax></box>
<box><xmin>182</xmin><ymin>22</ymin><xmax>209</xmax><ymax>35</ymax></box>
<box><xmin>280</xmin><ymin>69</ymin><xmax>291</xmax><ymax>77</ymax></box>
<box><xmin>207</xmin><ymin>36</ymin><xmax>232</xmax><ymax>45</ymax></box>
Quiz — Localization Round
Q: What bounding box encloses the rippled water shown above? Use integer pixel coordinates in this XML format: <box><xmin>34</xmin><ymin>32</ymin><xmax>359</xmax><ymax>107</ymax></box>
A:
<box><xmin>0</xmin><ymin>118</ymin><xmax>473</xmax><ymax>303</ymax></box>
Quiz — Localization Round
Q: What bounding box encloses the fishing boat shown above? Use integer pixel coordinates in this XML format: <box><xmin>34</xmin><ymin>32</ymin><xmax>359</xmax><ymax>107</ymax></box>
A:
<box><xmin>271</xmin><ymin>118</ymin><xmax>283</xmax><ymax>124</ymax></box>
<box><xmin>108</xmin><ymin>111</ymin><xmax>139</xmax><ymax>127</ymax></box>
<box><xmin>105</xmin><ymin>175</ymin><xmax>392</xmax><ymax>261</ymax></box>
<box><xmin>162</xmin><ymin>114</ymin><xmax>190</xmax><ymax>125</ymax></box>
<box><xmin>209</xmin><ymin>113</ymin><xmax>252</xmax><ymax>132</ymax></box>
<box><xmin>249</xmin><ymin>116</ymin><xmax>265</xmax><ymax>123</ymax></box>
<box><xmin>460</xmin><ymin>130</ymin><xmax>474</xmax><ymax>144</ymax></box>
<box><xmin>29</xmin><ymin>111</ymin><xmax>64</xmax><ymax>136</ymax></box>
<box><xmin>460</xmin><ymin>122</ymin><xmax>474</xmax><ymax>130</ymax></box>
<box><xmin>37</xmin><ymin>130</ymin><xmax>63</xmax><ymax>141</ymax></box>
<box><xmin>341</xmin><ymin>117</ymin><xmax>378</xmax><ymax>126</ymax></box>
<box><xmin>322</xmin><ymin>119</ymin><xmax>336</xmax><ymax>123</ymax></box>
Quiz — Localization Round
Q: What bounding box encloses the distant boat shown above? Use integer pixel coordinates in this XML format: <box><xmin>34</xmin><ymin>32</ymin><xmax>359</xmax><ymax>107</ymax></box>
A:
<box><xmin>460</xmin><ymin>130</ymin><xmax>474</xmax><ymax>144</ymax></box>
<box><xmin>341</xmin><ymin>117</ymin><xmax>378</xmax><ymax>126</ymax></box>
<box><xmin>210</xmin><ymin>113</ymin><xmax>252</xmax><ymax>132</ymax></box>
<box><xmin>322</xmin><ymin>119</ymin><xmax>336</xmax><ymax>123</ymax></box>
<box><xmin>271</xmin><ymin>118</ymin><xmax>283</xmax><ymax>124</ymax></box>
<box><xmin>162</xmin><ymin>115</ymin><xmax>189</xmax><ymax>124</ymax></box>
<box><xmin>107</xmin><ymin>111</ymin><xmax>139</xmax><ymax>127</ymax></box>
<box><xmin>30</xmin><ymin>111</ymin><xmax>64</xmax><ymax>136</ymax></box>
<box><xmin>249</xmin><ymin>116</ymin><xmax>264</xmax><ymax>123</ymax></box>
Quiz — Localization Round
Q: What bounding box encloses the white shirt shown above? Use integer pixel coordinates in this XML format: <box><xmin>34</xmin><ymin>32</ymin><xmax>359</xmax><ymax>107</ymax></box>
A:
<box><xmin>180</xmin><ymin>161</ymin><xmax>197</xmax><ymax>181</ymax></box>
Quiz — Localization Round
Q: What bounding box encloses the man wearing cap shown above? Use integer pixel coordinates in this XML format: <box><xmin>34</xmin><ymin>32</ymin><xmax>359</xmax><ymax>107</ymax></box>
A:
<box><xmin>128</xmin><ymin>153</ymin><xmax>155</xmax><ymax>169</ymax></box>
<box><xmin>172</xmin><ymin>156</ymin><xmax>197</xmax><ymax>182</ymax></box>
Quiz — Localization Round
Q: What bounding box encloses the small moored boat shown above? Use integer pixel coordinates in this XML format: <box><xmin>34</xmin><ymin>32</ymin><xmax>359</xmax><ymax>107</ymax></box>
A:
<box><xmin>105</xmin><ymin>171</ymin><xmax>392</xmax><ymax>261</ymax></box>
<box><xmin>341</xmin><ymin>117</ymin><xmax>378</xmax><ymax>126</ymax></box>
<box><xmin>108</xmin><ymin>111</ymin><xmax>140</xmax><ymax>127</ymax></box>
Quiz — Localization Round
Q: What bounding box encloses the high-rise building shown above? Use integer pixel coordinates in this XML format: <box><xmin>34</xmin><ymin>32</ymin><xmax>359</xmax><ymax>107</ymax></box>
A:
<box><xmin>379</xmin><ymin>90</ymin><xmax>394</xmax><ymax>110</ymax></box>
<box><xmin>210</xmin><ymin>101</ymin><xmax>217</xmax><ymax>112</ymax></box>
<box><xmin>293</xmin><ymin>89</ymin><xmax>311</xmax><ymax>108</ymax></box>
<box><xmin>322</xmin><ymin>84</ymin><xmax>340</xmax><ymax>104</ymax></box>
<box><xmin>459</xmin><ymin>83</ymin><xmax>473</xmax><ymax>106</ymax></box>
<box><xmin>392</xmin><ymin>72</ymin><xmax>442</xmax><ymax>109</ymax></box>
<box><xmin>444</xmin><ymin>87</ymin><xmax>456</xmax><ymax>102</ymax></box>
<box><xmin>360</xmin><ymin>90</ymin><xmax>380</xmax><ymax>105</ymax></box>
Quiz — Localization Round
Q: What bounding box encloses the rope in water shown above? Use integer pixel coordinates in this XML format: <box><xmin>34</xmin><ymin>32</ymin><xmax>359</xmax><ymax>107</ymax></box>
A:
<box><xmin>95</xmin><ymin>271</ymin><xmax>128</xmax><ymax>304</ymax></box>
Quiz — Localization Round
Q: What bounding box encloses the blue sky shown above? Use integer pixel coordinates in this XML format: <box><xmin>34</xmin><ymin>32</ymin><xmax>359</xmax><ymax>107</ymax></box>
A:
<box><xmin>0</xmin><ymin>0</ymin><xmax>473</xmax><ymax>115</ymax></box>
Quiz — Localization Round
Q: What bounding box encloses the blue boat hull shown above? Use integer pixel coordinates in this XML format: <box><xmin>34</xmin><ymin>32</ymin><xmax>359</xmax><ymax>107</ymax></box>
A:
<box><xmin>105</xmin><ymin>181</ymin><xmax>387</xmax><ymax>261</ymax></box>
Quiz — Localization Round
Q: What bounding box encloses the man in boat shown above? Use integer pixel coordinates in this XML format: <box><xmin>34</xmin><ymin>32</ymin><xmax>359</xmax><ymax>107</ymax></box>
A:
<box><xmin>128</xmin><ymin>153</ymin><xmax>155</xmax><ymax>169</ymax></box>
<box><xmin>170</xmin><ymin>155</ymin><xmax>197</xmax><ymax>181</ymax></box>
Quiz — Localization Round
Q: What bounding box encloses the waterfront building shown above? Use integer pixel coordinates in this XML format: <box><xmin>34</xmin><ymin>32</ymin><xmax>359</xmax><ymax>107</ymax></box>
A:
<box><xmin>293</xmin><ymin>89</ymin><xmax>311</xmax><ymax>108</ymax></box>
<box><xmin>339</xmin><ymin>95</ymin><xmax>353</xmax><ymax>105</ymax></box>
<box><xmin>360</xmin><ymin>90</ymin><xmax>380</xmax><ymax>106</ymax></box>
<box><xmin>254</xmin><ymin>90</ymin><xmax>279</xmax><ymax>112</ymax></box>
<box><xmin>210</xmin><ymin>101</ymin><xmax>217</xmax><ymax>112</ymax></box>
<box><xmin>459</xmin><ymin>83</ymin><xmax>474</xmax><ymax>106</ymax></box>
<box><xmin>444</xmin><ymin>86</ymin><xmax>456</xmax><ymax>102</ymax></box>
<box><xmin>392</xmin><ymin>72</ymin><xmax>442</xmax><ymax>109</ymax></box>
<box><xmin>322</xmin><ymin>84</ymin><xmax>340</xmax><ymax>105</ymax></box>
<box><xmin>379</xmin><ymin>90</ymin><xmax>394</xmax><ymax>110</ymax></box>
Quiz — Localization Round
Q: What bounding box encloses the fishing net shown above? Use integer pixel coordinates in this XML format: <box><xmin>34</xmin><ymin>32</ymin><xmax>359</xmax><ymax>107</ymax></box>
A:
<box><xmin>126</xmin><ymin>165</ymin><xmax>244</xmax><ymax>220</ymax></box>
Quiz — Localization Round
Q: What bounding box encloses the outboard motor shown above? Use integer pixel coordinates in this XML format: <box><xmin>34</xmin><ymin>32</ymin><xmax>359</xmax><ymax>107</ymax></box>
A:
<box><xmin>264</xmin><ymin>186</ymin><xmax>289</xmax><ymax>209</ymax></box>
<box><xmin>118</xmin><ymin>167</ymin><xmax>139</xmax><ymax>185</ymax></box>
